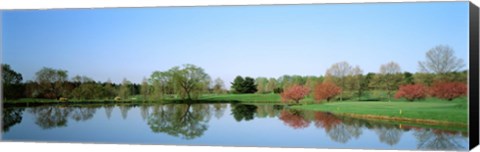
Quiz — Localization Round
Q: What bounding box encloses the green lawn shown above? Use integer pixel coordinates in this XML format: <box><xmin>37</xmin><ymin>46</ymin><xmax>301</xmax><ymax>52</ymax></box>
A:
<box><xmin>291</xmin><ymin>97</ymin><xmax>468</xmax><ymax>125</ymax></box>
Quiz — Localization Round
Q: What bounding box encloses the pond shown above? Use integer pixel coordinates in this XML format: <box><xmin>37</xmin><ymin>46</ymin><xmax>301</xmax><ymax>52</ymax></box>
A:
<box><xmin>1</xmin><ymin>103</ymin><xmax>469</xmax><ymax>150</ymax></box>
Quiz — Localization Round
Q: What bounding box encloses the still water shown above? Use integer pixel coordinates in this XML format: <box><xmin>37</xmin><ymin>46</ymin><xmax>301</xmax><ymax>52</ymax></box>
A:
<box><xmin>1</xmin><ymin>103</ymin><xmax>469</xmax><ymax>150</ymax></box>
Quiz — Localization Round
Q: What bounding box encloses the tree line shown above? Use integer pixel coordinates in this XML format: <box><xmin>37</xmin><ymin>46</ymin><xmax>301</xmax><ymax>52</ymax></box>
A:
<box><xmin>1</xmin><ymin>45</ymin><xmax>468</xmax><ymax>102</ymax></box>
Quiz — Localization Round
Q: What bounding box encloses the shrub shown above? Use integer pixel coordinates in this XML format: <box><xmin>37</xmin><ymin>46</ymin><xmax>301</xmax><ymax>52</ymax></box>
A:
<box><xmin>313</xmin><ymin>82</ymin><xmax>342</xmax><ymax>102</ymax></box>
<box><xmin>394</xmin><ymin>84</ymin><xmax>428</xmax><ymax>101</ymax></box>
<box><xmin>280</xmin><ymin>85</ymin><xmax>310</xmax><ymax>104</ymax></box>
<box><xmin>114</xmin><ymin>96</ymin><xmax>122</xmax><ymax>101</ymax></box>
<box><xmin>429</xmin><ymin>82</ymin><xmax>467</xmax><ymax>101</ymax></box>
<box><xmin>58</xmin><ymin>97</ymin><xmax>68</xmax><ymax>102</ymax></box>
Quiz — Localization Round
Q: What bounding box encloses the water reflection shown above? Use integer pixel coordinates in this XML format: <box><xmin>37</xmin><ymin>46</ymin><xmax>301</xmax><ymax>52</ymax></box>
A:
<box><xmin>2</xmin><ymin>107</ymin><xmax>25</xmax><ymax>132</ymax></box>
<box><xmin>279</xmin><ymin>109</ymin><xmax>310</xmax><ymax>129</ymax></box>
<box><xmin>414</xmin><ymin>129</ymin><xmax>467</xmax><ymax>150</ymax></box>
<box><xmin>147</xmin><ymin>104</ymin><xmax>211</xmax><ymax>140</ymax></box>
<box><xmin>231</xmin><ymin>104</ymin><xmax>257</xmax><ymax>122</ymax></box>
<box><xmin>2</xmin><ymin>103</ymin><xmax>469</xmax><ymax>150</ymax></box>
<box><xmin>29</xmin><ymin>106</ymin><xmax>71</xmax><ymax>129</ymax></box>
<box><xmin>374</xmin><ymin>126</ymin><xmax>402</xmax><ymax>146</ymax></box>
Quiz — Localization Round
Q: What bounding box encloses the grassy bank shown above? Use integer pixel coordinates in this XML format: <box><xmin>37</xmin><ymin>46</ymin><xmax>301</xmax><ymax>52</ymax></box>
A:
<box><xmin>291</xmin><ymin>97</ymin><xmax>468</xmax><ymax>125</ymax></box>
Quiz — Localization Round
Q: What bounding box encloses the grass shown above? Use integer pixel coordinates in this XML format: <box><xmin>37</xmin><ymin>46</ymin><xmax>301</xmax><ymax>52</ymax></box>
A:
<box><xmin>291</xmin><ymin>97</ymin><xmax>468</xmax><ymax>125</ymax></box>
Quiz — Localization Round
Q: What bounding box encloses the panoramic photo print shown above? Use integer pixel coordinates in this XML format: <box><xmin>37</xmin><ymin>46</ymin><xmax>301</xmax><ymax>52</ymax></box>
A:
<box><xmin>1</xmin><ymin>1</ymin><xmax>472</xmax><ymax>151</ymax></box>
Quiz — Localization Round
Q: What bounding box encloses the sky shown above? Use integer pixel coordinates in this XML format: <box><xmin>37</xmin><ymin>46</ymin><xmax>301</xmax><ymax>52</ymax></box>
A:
<box><xmin>1</xmin><ymin>2</ymin><xmax>470</xmax><ymax>87</ymax></box>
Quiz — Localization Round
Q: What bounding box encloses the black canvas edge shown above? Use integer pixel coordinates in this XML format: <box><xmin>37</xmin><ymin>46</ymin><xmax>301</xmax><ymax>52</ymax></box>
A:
<box><xmin>469</xmin><ymin>1</ymin><xmax>479</xmax><ymax>150</ymax></box>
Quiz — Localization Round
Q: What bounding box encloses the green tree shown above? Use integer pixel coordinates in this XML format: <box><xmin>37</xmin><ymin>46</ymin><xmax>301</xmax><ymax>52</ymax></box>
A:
<box><xmin>170</xmin><ymin>64</ymin><xmax>211</xmax><ymax>100</ymax></box>
<box><xmin>265</xmin><ymin>77</ymin><xmax>278</xmax><ymax>94</ymax></box>
<box><xmin>103</xmin><ymin>79</ymin><xmax>117</xmax><ymax>99</ymax></box>
<box><xmin>255</xmin><ymin>77</ymin><xmax>268</xmax><ymax>94</ymax></box>
<box><xmin>2</xmin><ymin>64</ymin><xmax>24</xmax><ymax>99</ymax></box>
<box><xmin>377</xmin><ymin>61</ymin><xmax>403</xmax><ymax>102</ymax></box>
<box><xmin>118</xmin><ymin>78</ymin><xmax>132</xmax><ymax>100</ymax></box>
<box><xmin>34</xmin><ymin>67</ymin><xmax>68</xmax><ymax>99</ymax></box>
<box><xmin>347</xmin><ymin>66</ymin><xmax>363</xmax><ymax>100</ymax></box>
<box><xmin>140</xmin><ymin>77</ymin><xmax>150</xmax><ymax>101</ymax></box>
<box><xmin>231</xmin><ymin>76</ymin><xmax>245</xmax><ymax>93</ymax></box>
<box><xmin>231</xmin><ymin>76</ymin><xmax>257</xmax><ymax>93</ymax></box>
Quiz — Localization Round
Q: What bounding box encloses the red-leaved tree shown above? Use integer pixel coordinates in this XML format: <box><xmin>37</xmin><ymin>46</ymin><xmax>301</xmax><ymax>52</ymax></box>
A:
<box><xmin>394</xmin><ymin>84</ymin><xmax>428</xmax><ymax>101</ymax></box>
<box><xmin>280</xmin><ymin>84</ymin><xmax>310</xmax><ymax>104</ymax></box>
<box><xmin>429</xmin><ymin>82</ymin><xmax>467</xmax><ymax>101</ymax></box>
<box><xmin>313</xmin><ymin>82</ymin><xmax>342</xmax><ymax>102</ymax></box>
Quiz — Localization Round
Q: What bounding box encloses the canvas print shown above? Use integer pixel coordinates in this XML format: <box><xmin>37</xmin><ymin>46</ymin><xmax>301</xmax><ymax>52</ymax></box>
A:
<box><xmin>1</xmin><ymin>2</ymin><xmax>474</xmax><ymax>151</ymax></box>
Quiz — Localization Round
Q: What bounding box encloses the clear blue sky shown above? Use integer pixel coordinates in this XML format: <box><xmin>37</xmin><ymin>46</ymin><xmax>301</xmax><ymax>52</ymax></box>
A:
<box><xmin>1</xmin><ymin>2</ymin><xmax>469</xmax><ymax>86</ymax></box>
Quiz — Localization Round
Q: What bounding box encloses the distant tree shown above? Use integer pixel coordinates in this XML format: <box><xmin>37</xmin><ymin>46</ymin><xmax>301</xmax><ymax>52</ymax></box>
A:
<box><xmin>347</xmin><ymin>66</ymin><xmax>363</xmax><ymax>100</ymax></box>
<box><xmin>34</xmin><ymin>67</ymin><xmax>68</xmax><ymax>99</ymax></box>
<box><xmin>402</xmin><ymin>72</ymin><xmax>414</xmax><ymax>85</ymax></box>
<box><xmin>118</xmin><ymin>78</ymin><xmax>132</xmax><ymax>100</ymax></box>
<box><xmin>231</xmin><ymin>76</ymin><xmax>245</xmax><ymax>93</ymax></box>
<box><xmin>71</xmin><ymin>75</ymin><xmax>94</xmax><ymax>84</ymax></box>
<box><xmin>429</xmin><ymin>82</ymin><xmax>467</xmax><ymax>101</ymax></box>
<box><xmin>150</xmin><ymin>79</ymin><xmax>163</xmax><ymax>101</ymax></box>
<box><xmin>2</xmin><ymin>64</ymin><xmax>24</xmax><ymax>99</ymax></box>
<box><xmin>255</xmin><ymin>77</ymin><xmax>268</xmax><ymax>94</ymax></box>
<box><xmin>377</xmin><ymin>61</ymin><xmax>403</xmax><ymax>101</ymax></box>
<box><xmin>280</xmin><ymin>84</ymin><xmax>310</xmax><ymax>104</ymax></box>
<box><xmin>265</xmin><ymin>78</ymin><xmax>278</xmax><ymax>93</ymax></box>
<box><xmin>212</xmin><ymin>77</ymin><xmax>226</xmax><ymax>94</ymax></box>
<box><xmin>243</xmin><ymin>77</ymin><xmax>257</xmax><ymax>93</ymax></box>
<box><xmin>394</xmin><ymin>84</ymin><xmax>428</xmax><ymax>101</ymax></box>
<box><xmin>170</xmin><ymin>64</ymin><xmax>211</xmax><ymax>100</ymax></box>
<box><xmin>103</xmin><ymin>79</ymin><xmax>117</xmax><ymax>99</ymax></box>
<box><xmin>140</xmin><ymin>77</ymin><xmax>150</xmax><ymax>101</ymax></box>
<box><xmin>314</xmin><ymin>82</ymin><xmax>342</xmax><ymax>102</ymax></box>
<box><xmin>419</xmin><ymin>45</ymin><xmax>465</xmax><ymax>74</ymax></box>
<box><xmin>70</xmin><ymin>76</ymin><xmax>104</xmax><ymax>100</ymax></box>
<box><xmin>150</xmin><ymin>71</ymin><xmax>173</xmax><ymax>97</ymax></box>
<box><xmin>325</xmin><ymin>61</ymin><xmax>353</xmax><ymax>101</ymax></box>
<box><xmin>413</xmin><ymin>72</ymin><xmax>436</xmax><ymax>86</ymax></box>
<box><xmin>231</xmin><ymin>76</ymin><xmax>257</xmax><ymax>94</ymax></box>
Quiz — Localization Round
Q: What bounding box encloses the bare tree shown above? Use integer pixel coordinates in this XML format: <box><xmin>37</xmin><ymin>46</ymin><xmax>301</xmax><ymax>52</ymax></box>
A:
<box><xmin>325</xmin><ymin>61</ymin><xmax>354</xmax><ymax>101</ymax></box>
<box><xmin>418</xmin><ymin>45</ymin><xmax>465</xmax><ymax>74</ymax></box>
<box><xmin>212</xmin><ymin>77</ymin><xmax>226</xmax><ymax>94</ymax></box>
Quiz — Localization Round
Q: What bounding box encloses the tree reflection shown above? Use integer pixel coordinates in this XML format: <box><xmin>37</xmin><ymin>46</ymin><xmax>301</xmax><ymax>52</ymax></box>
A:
<box><xmin>119</xmin><ymin>105</ymin><xmax>132</xmax><ymax>120</ymax></box>
<box><xmin>231</xmin><ymin>104</ymin><xmax>257</xmax><ymax>122</ymax></box>
<box><xmin>326</xmin><ymin>123</ymin><xmax>362</xmax><ymax>143</ymax></box>
<box><xmin>28</xmin><ymin>106</ymin><xmax>99</xmax><ymax>129</ymax></box>
<box><xmin>140</xmin><ymin>105</ymin><xmax>150</xmax><ymax>121</ymax></box>
<box><xmin>279</xmin><ymin>109</ymin><xmax>310</xmax><ymax>129</ymax></box>
<box><xmin>313</xmin><ymin>112</ymin><xmax>342</xmax><ymax>132</ymax></box>
<box><xmin>147</xmin><ymin>104</ymin><xmax>211</xmax><ymax>140</ymax></box>
<box><xmin>213</xmin><ymin>104</ymin><xmax>227</xmax><ymax>119</ymax></box>
<box><xmin>414</xmin><ymin>129</ymin><xmax>466</xmax><ymax>150</ymax></box>
<box><xmin>104</xmin><ymin>105</ymin><xmax>114</xmax><ymax>119</ymax></box>
<box><xmin>2</xmin><ymin>108</ymin><xmax>25</xmax><ymax>132</ymax></box>
<box><xmin>29</xmin><ymin>106</ymin><xmax>71</xmax><ymax>129</ymax></box>
<box><xmin>69</xmin><ymin>107</ymin><xmax>96</xmax><ymax>121</ymax></box>
<box><xmin>374</xmin><ymin>126</ymin><xmax>403</xmax><ymax>146</ymax></box>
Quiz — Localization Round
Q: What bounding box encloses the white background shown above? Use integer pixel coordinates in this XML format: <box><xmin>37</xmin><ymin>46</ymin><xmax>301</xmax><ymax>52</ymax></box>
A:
<box><xmin>0</xmin><ymin>0</ymin><xmax>479</xmax><ymax>152</ymax></box>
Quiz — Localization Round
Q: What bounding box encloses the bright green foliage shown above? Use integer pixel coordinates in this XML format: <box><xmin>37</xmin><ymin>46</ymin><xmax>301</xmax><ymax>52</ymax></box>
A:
<box><xmin>171</xmin><ymin>64</ymin><xmax>211</xmax><ymax>100</ymax></box>
<box><xmin>118</xmin><ymin>78</ymin><xmax>132</xmax><ymax>100</ymax></box>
